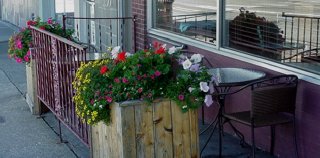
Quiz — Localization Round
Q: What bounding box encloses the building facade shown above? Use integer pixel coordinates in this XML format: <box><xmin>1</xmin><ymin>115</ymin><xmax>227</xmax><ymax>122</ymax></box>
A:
<box><xmin>134</xmin><ymin>0</ymin><xmax>320</xmax><ymax>158</ymax></box>
<box><xmin>1</xmin><ymin>0</ymin><xmax>320</xmax><ymax>157</ymax></box>
<box><xmin>1</xmin><ymin>0</ymin><xmax>55</xmax><ymax>27</ymax></box>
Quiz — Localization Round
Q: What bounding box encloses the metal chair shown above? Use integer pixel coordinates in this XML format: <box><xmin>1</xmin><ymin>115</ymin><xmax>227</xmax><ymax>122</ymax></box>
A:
<box><xmin>222</xmin><ymin>75</ymin><xmax>299</xmax><ymax>158</ymax></box>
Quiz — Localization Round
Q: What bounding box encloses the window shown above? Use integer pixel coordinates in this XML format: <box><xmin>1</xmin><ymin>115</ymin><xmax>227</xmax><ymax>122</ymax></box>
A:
<box><xmin>222</xmin><ymin>0</ymin><xmax>320</xmax><ymax>74</ymax></box>
<box><xmin>152</xmin><ymin>0</ymin><xmax>217</xmax><ymax>44</ymax></box>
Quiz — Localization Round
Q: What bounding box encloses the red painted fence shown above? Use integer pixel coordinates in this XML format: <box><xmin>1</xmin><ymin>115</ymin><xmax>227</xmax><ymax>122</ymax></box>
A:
<box><xmin>31</xmin><ymin>26</ymin><xmax>90</xmax><ymax>146</ymax></box>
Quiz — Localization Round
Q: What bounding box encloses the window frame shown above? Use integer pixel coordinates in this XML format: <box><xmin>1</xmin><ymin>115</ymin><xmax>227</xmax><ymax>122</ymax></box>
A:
<box><xmin>146</xmin><ymin>0</ymin><xmax>320</xmax><ymax>85</ymax></box>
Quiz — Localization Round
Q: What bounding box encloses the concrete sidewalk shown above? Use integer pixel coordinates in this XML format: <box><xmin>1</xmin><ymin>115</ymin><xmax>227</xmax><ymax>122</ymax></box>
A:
<box><xmin>0</xmin><ymin>21</ymin><xmax>77</xmax><ymax>158</ymax></box>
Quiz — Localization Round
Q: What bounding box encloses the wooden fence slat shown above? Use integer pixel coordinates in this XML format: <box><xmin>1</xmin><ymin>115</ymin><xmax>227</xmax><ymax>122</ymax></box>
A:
<box><xmin>135</xmin><ymin>103</ymin><xmax>154</xmax><ymax>158</ymax></box>
<box><xmin>171</xmin><ymin>101</ymin><xmax>192</xmax><ymax>158</ymax></box>
<box><xmin>153</xmin><ymin>99</ymin><xmax>174</xmax><ymax>158</ymax></box>
<box><xmin>120</xmin><ymin>105</ymin><xmax>136</xmax><ymax>157</ymax></box>
<box><xmin>189</xmin><ymin>109</ymin><xmax>200</xmax><ymax>158</ymax></box>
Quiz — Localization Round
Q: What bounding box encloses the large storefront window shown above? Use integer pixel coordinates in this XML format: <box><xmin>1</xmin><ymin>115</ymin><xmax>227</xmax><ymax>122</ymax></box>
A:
<box><xmin>222</xmin><ymin>0</ymin><xmax>320</xmax><ymax>74</ymax></box>
<box><xmin>153</xmin><ymin>0</ymin><xmax>217</xmax><ymax>44</ymax></box>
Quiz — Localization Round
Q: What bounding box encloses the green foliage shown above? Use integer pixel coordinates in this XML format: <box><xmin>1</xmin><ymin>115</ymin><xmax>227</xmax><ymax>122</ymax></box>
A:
<box><xmin>73</xmin><ymin>44</ymin><xmax>213</xmax><ymax>125</ymax></box>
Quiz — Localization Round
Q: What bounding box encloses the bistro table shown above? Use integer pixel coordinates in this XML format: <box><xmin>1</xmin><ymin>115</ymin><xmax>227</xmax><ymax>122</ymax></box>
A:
<box><xmin>202</xmin><ymin>68</ymin><xmax>266</xmax><ymax>157</ymax></box>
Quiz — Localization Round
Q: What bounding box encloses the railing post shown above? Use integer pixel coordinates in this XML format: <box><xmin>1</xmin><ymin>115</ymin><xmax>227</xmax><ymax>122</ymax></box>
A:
<box><xmin>62</xmin><ymin>15</ymin><xmax>66</xmax><ymax>36</ymax></box>
<box><xmin>133</xmin><ymin>15</ymin><xmax>137</xmax><ymax>52</ymax></box>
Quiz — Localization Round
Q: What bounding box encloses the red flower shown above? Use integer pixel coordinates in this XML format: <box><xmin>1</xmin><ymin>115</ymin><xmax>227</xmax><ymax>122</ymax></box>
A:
<box><xmin>155</xmin><ymin>47</ymin><xmax>165</xmax><ymax>54</ymax></box>
<box><xmin>100</xmin><ymin>65</ymin><xmax>108</xmax><ymax>74</ymax></box>
<box><xmin>122</xmin><ymin>77</ymin><xmax>129</xmax><ymax>83</ymax></box>
<box><xmin>26</xmin><ymin>20</ymin><xmax>34</xmax><ymax>26</ymax></box>
<box><xmin>114</xmin><ymin>78</ymin><xmax>120</xmax><ymax>83</ymax></box>
<box><xmin>138</xmin><ymin>88</ymin><xmax>143</xmax><ymax>93</ymax></box>
<box><xmin>150</xmin><ymin>75</ymin><xmax>155</xmax><ymax>80</ymax></box>
<box><xmin>117</xmin><ymin>51</ymin><xmax>126</xmax><ymax>61</ymax></box>
<box><xmin>154</xmin><ymin>70</ymin><xmax>161</xmax><ymax>77</ymax></box>
<box><xmin>106</xmin><ymin>96</ymin><xmax>113</xmax><ymax>103</ymax></box>
<box><xmin>178</xmin><ymin>94</ymin><xmax>184</xmax><ymax>101</ymax></box>
<box><xmin>144</xmin><ymin>49</ymin><xmax>149</xmax><ymax>52</ymax></box>
<box><xmin>153</xmin><ymin>41</ymin><xmax>159</xmax><ymax>48</ymax></box>
<box><xmin>39</xmin><ymin>26</ymin><xmax>46</xmax><ymax>30</ymax></box>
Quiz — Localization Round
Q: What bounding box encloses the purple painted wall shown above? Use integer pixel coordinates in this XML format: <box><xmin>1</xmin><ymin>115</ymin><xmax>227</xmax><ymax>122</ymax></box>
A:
<box><xmin>148</xmin><ymin>39</ymin><xmax>320</xmax><ymax>158</ymax></box>
<box><xmin>132</xmin><ymin>1</ymin><xmax>320</xmax><ymax>157</ymax></box>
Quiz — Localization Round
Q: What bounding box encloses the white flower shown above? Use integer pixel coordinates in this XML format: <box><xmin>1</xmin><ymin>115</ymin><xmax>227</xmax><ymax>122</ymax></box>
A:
<box><xmin>125</xmin><ymin>52</ymin><xmax>132</xmax><ymax>57</ymax></box>
<box><xmin>161</xmin><ymin>44</ymin><xmax>167</xmax><ymax>49</ymax></box>
<box><xmin>182</xmin><ymin>105</ymin><xmax>188</xmax><ymax>109</ymax></box>
<box><xmin>182</xmin><ymin>59</ymin><xmax>192</xmax><ymax>70</ymax></box>
<box><xmin>204</xmin><ymin>95</ymin><xmax>213</xmax><ymax>107</ymax></box>
<box><xmin>190</xmin><ymin>54</ymin><xmax>203</xmax><ymax>63</ymax></box>
<box><xmin>111</xmin><ymin>46</ymin><xmax>121</xmax><ymax>59</ymax></box>
<box><xmin>99</xmin><ymin>105</ymin><xmax>103</xmax><ymax>109</ymax></box>
<box><xmin>168</xmin><ymin>46</ymin><xmax>182</xmax><ymax>54</ymax></box>
<box><xmin>168</xmin><ymin>46</ymin><xmax>177</xmax><ymax>54</ymax></box>
<box><xmin>188</xmin><ymin>87</ymin><xmax>195</xmax><ymax>93</ymax></box>
<box><xmin>200</xmin><ymin>82</ymin><xmax>209</xmax><ymax>92</ymax></box>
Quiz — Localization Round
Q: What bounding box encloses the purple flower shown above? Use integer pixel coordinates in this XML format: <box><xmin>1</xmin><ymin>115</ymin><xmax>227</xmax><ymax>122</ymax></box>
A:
<box><xmin>204</xmin><ymin>95</ymin><xmax>213</xmax><ymax>107</ymax></box>
<box><xmin>209</xmin><ymin>82</ymin><xmax>214</xmax><ymax>94</ymax></box>
<box><xmin>178</xmin><ymin>94</ymin><xmax>184</xmax><ymax>101</ymax></box>
<box><xmin>189</xmin><ymin>64</ymin><xmax>200</xmax><ymax>72</ymax></box>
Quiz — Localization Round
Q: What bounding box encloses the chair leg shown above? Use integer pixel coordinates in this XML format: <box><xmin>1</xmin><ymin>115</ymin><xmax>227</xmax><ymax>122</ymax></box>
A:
<box><xmin>293</xmin><ymin>117</ymin><xmax>299</xmax><ymax>158</ymax></box>
<box><xmin>202</xmin><ymin>106</ymin><xmax>205</xmax><ymax>125</ymax></box>
<box><xmin>270</xmin><ymin>125</ymin><xmax>275</xmax><ymax>155</ymax></box>
<box><xmin>251</xmin><ymin>126</ymin><xmax>256</xmax><ymax>158</ymax></box>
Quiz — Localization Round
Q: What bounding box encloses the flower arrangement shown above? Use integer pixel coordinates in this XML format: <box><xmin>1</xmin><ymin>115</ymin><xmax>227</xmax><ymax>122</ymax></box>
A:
<box><xmin>73</xmin><ymin>42</ymin><xmax>215</xmax><ymax>125</ymax></box>
<box><xmin>8</xmin><ymin>17</ymin><xmax>74</xmax><ymax>63</ymax></box>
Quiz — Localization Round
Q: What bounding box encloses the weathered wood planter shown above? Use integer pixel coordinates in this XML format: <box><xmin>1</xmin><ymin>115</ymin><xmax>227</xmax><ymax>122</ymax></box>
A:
<box><xmin>91</xmin><ymin>99</ymin><xmax>199</xmax><ymax>158</ymax></box>
<box><xmin>26</xmin><ymin>58</ymin><xmax>40</xmax><ymax>115</ymax></box>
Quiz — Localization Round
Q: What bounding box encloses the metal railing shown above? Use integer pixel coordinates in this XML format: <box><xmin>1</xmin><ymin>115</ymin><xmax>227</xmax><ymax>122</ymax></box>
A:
<box><xmin>30</xmin><ymin>26</ymin><xmax>90</xmax><ymax>147</ymax></box>
<box><xmin>63</xmin><ymin>15</ymin><xmax>137</xmax><ymax>53</ymax></box>
<box><xmin>281</xmin><ymin>12</ymin><xmax>320</xmax><ymax>63</ymax></box>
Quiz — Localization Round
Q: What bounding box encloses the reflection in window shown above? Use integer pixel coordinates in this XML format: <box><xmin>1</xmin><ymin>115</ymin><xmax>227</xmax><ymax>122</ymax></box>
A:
<box><xmin>223</xmin><ymin>1</ymin><xmax>320</xmax><ymax>74</ymax></box>
<box><xmin>153</xmin><ymin>0</ymin><xmax>217</xmax><ymax>44</ymax></box>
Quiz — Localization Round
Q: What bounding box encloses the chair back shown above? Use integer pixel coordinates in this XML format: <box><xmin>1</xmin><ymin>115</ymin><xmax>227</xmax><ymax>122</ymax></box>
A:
<box><xmin>251</xmin><ymin>75</ymin><xmax>298</xmax><ymax>118</ymax></box>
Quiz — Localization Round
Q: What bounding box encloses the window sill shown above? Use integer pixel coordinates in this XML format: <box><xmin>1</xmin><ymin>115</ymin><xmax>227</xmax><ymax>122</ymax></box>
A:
<box><xmin>148</xmin><ymin>29</ymin><xmax>320</xmax><ymax>85</ymax></box>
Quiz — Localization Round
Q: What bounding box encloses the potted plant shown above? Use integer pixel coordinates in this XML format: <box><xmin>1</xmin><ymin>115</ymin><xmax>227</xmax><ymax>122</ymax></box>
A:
<box><xmin>8</xmin><ymin>17</ymin><xmax>74</xmax><ymax>114</ymax></box>
<box><xmin>73</xmin><ymin>42</ymin><xmax>215</xmax><ymax>157</ymax></box>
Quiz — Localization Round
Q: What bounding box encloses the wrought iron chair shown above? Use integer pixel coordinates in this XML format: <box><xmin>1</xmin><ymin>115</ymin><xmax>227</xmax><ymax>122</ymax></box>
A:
<box><xmin>221</xmin><ymin>75</ymin><xmax>299</xmax><ymax>158</ymax></box>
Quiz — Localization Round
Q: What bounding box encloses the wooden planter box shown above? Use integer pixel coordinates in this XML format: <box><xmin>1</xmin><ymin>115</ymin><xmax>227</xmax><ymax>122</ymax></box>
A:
<box><xmin>91</xmin><ymin>99</ymin><xmax>199</xmax><ymax>158</ymax></box>
<box><xmin>26</xmin><ymin>58</ymin><xmax>41</xmax><ymax>115</ymax></box>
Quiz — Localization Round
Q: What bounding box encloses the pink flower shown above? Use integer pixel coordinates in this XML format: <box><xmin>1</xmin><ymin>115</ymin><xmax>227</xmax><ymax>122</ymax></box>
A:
<box><xmin>154</xmin><ymin>70</ymin><xmax>161</xmax><ymax>77</ymax></box>
<box><xmin>114</xmin><ymin>78</ymin><xmax>120</xmax><ymax>83</ymax></box>
<box><xmin>90</xmin><ymin>99</ymin><xmax>95</xmax><ymax>105</ymax></box>
<box><xmin>150</xmin><ymin>75</ymin><xmax>155</xmax><ymax>80</ymax></box>
<box><xmin>178</xmin><ymin>94</ymin><xmax>184</xmax><ymax>101</ymax></box>
<box><xmin>26</xmin><ymin>50</ymin><xmax>31</xmax><ymax>56</ymax></box>
<box><xmin>16</xmin><ymin>58</ymin><xmax>22</xmax><ymax>63</ymax></box>
<box><xmin>15</xmin><ymin>40</ymin><xmax>23</xmax><ymax>49</ymax></box>
<box><xmin>137</xmin><ymin>75</ymin><xmax>142</xmax><ymax>80</ymax></box>
<box><xmin>106</xmin><ymin>96</ymin><xmax>113</xmax><ymax>103</ymax></box>
<box><xmin>122</xmin><ymin>77</ymin><xmax>129</xmax><ymax>83</ymax></box>
<box><xmin>47</xmin><ymin>18</ymin><xmax>53</xmax><ymax>24</ymax></box>
<box><xmin>138</xmin><ymin>88</ymin><xmax>143</xmax><ymax>93</ymax></box>
<box><xmin>24</xmin><ymin>56</ymin><xmax>30</xmax><ymax>62</ymax></box>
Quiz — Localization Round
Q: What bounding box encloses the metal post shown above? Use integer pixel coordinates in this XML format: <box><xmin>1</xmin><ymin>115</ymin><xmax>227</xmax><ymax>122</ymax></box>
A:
<box><xmin>133</xmin><ymin>15</ymin><xmax>137</xmax><ymax>52</ymax></box>
<box><xmin>62</xmin><ymin>15</ymin><xmax>66</xmax><ymax>35</ymax></box>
